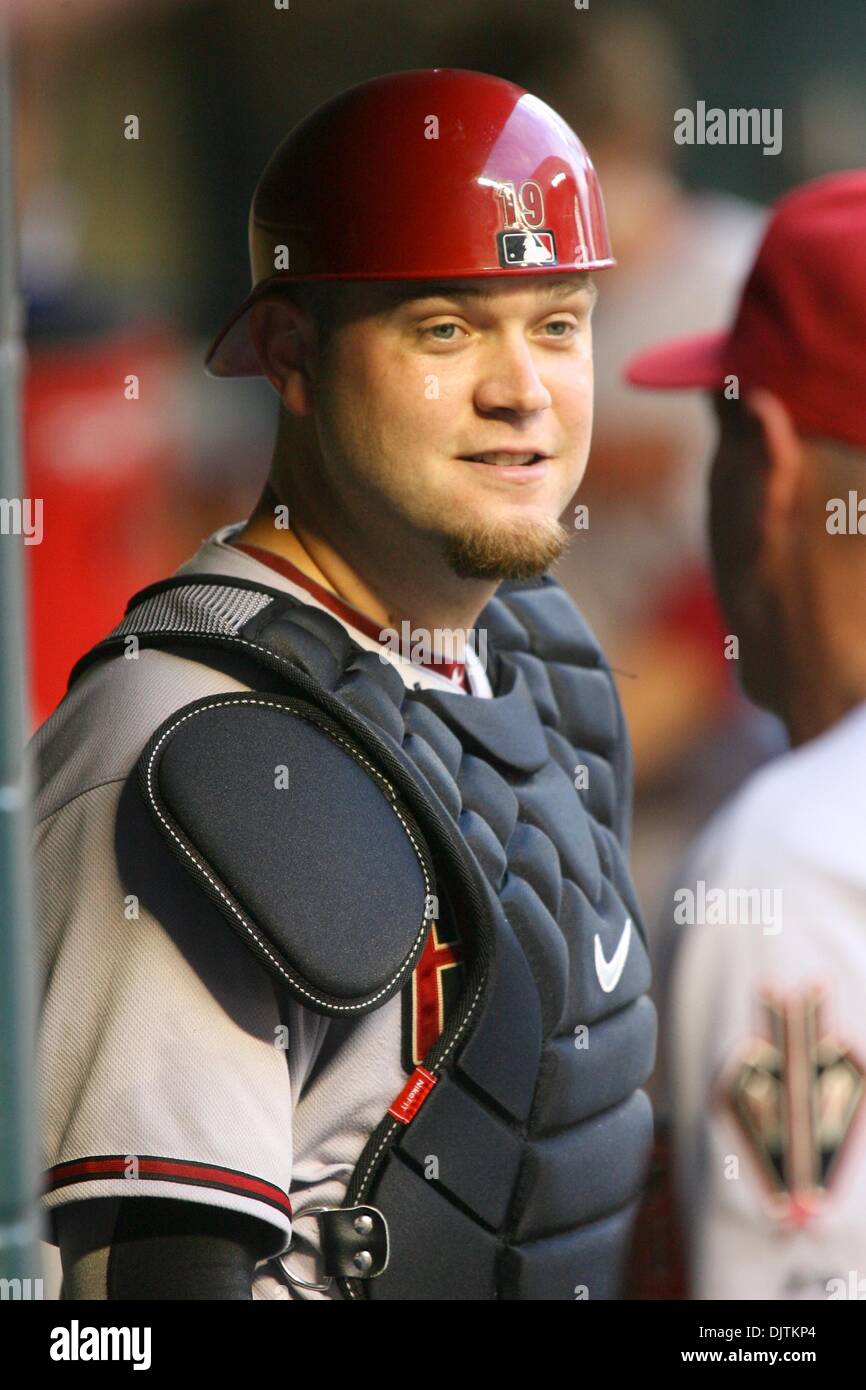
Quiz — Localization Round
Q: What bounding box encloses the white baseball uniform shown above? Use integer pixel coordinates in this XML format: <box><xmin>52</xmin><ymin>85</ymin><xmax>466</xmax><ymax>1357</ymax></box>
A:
<box><xmin>659</xmin><ymin>698</ymin><xmax>866</xmax><ymax>1300</ymax></box>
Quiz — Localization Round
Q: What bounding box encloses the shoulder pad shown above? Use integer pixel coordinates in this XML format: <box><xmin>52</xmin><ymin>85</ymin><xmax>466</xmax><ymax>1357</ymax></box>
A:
<box><xmin>137</xmin><ymin>691</ymin><xmax>435</xmax><ymax>1016</ymax></box>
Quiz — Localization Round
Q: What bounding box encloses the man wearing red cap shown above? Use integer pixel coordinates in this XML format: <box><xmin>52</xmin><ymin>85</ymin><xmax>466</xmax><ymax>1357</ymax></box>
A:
<box><xmin>626</xmin><ymin>172</ymin><xmax>866</xmax><ymax>1299</ymax></box>
<box><xmin>33</xmin><ymin>70</ymin><xmax>655</xmax><ymax>1301</ymax></box>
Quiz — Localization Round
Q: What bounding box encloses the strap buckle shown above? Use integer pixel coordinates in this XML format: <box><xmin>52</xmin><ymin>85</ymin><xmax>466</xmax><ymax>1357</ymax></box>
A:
<box><xmin>277</xmin><ymin>1205</ymin><xmax>389</xmax><ymax>1292</ymax></box>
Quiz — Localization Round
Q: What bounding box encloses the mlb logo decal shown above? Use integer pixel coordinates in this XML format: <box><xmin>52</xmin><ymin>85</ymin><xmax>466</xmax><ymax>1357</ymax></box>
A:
<box><xmin>497</xmin><ymin>229</ymin><xmax>557</xmax><ymax>268</ymax></box>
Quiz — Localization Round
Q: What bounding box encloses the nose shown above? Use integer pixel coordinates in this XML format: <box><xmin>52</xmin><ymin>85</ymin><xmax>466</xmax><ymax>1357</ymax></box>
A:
<box><xmin>473</xmin><ymin>334</ymin><xmax>552</xmax><ymax>418</ymax></box>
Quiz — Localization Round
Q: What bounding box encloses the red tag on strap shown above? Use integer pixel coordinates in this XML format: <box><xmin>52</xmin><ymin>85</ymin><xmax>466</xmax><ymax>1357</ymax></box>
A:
<box><xmin>387</xmin><ymin>1066</ymin><xmax>438</xmax><ymax>1124</ymax></box>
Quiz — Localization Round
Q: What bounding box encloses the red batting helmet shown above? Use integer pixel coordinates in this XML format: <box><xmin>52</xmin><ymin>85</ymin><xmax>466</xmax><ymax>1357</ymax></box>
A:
<box><xmin>204</xmin><ymin>67</ymin><xmax>614</xmax><ymax>378</ymax></box>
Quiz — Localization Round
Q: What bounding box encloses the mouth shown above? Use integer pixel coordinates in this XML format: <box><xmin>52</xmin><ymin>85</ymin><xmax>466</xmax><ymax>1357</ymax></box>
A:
<box><xmin>457</xmin><ymin>451</ymin><xmax>551</xmax><ymax>482</ymax></box>
<box><xmin>460</xmin><ymin>451</ymin><xmax>548</xmax><ymax>466</ymax></box>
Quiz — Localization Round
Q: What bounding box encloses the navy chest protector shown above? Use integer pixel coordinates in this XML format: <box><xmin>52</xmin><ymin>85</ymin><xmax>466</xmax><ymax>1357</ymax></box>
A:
<box><xmin>69</xmin><ymin>571</ymin><xmax>656</xmax><ymax>1300</ymax></box>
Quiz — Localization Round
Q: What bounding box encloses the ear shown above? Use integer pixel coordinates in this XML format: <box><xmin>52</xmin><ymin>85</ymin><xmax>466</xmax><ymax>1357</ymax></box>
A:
<box><xmin>249</xmin><ymin>296</ymin><xmax>315</xmax><ymax>416</ymax></box>
<box><xmin>743</xmin><ymin>387</ymin><xmax>806</xmax><ymax>544</ymax></box>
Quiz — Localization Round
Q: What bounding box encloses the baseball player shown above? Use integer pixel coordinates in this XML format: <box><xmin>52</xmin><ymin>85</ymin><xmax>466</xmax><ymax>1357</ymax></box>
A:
<box><xmin>625</xmin><ymin>172</ymin><xmax>866</xmax><ymax>1299</ymax></box>
<box><xmin>33</xmin><ymin>68</ymin><xmax>655</xmax><ymax>1301</ymax></box>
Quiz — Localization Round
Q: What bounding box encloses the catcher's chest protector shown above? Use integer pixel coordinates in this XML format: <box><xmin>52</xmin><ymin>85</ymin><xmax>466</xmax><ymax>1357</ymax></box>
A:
<box><xmin>70</xmin><ymin>572</ymin><xmax>656</xmax><ymax>1300</ymax></box>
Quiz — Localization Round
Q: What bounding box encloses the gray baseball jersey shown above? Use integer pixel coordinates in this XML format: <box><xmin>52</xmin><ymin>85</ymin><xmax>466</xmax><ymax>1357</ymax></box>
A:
<box><xmin>34</xmin><ymin>521</ymin><xmax>491</xmax><ymax>1299</ymax></box>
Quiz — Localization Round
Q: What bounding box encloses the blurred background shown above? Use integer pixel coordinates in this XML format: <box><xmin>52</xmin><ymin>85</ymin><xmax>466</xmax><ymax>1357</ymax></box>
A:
<box><xmin>7</xmin><ymin>0</ymin><xmax>866</xmax><ymax>1297</ymax></box>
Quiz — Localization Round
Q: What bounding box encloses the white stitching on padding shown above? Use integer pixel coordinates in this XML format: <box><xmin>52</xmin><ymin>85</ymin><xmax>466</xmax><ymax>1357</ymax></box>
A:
<box><xmin>144</xmin><ymin>696</ymin><xmax>432</xmax><ymax>1013</ymax></box>
<box><xmin>126</xmin><ymin>610</ymin><xmax>509</xmax><ymax>1295</ymax></box>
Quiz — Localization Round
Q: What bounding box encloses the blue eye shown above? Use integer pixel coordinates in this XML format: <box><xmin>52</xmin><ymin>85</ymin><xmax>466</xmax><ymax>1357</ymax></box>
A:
<box><xmin>544</xmin><ymin>320</ymin><xmax>576</xmax><ymax>337</ymax></box>
<box><xmin>425</xmin><ymin>322</ymin><xmax>462</xmax><ymax>340</ymax></box>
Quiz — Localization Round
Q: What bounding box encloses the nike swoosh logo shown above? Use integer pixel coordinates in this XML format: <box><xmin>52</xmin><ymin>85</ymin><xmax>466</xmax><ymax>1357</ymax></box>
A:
<box><xmin>594</xmin><ymin>919</ymin><xmax>632</xmax><ymax>993</ymax></box>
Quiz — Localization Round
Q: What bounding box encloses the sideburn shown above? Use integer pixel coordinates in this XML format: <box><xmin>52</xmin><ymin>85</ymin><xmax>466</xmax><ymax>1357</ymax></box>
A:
<box><xmin>708</xmin><ymin>402</ymin><xmax>787</xmax><ymax>715</ymax></box>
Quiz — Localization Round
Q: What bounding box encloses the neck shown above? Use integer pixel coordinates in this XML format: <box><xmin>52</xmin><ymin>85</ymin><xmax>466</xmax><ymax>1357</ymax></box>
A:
<box><xmin>779</xmin><ymin>581</ymin><xmax>866</xmax><ymax>747</ymax></box>
<box><xmin>234</xmin><ymin>482</ymin><xmax>498</xmax><ymax>644</ymax></box>
<box><xmin>785</xmin><ymin>658</ymin><xmax>866</xmax><ymax>748</ymax></box>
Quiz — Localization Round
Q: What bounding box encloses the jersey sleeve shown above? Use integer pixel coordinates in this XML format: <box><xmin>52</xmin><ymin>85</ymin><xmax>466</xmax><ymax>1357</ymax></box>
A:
<box><xmin>663</xmin><ymin>803</ymin><xmax>866</xmax><ymax>1300</ymax></box>
<box><xmin>36</xmin><ymin>775</ymin><xmax>327</xmax><ymax>1257</ymax></box>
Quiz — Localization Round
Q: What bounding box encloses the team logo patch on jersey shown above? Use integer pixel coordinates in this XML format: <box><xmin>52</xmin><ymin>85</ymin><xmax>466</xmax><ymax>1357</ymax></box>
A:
<box><xmin>722</xmin><ymin>985</ymin><xmax>866</xmax><ymax>1226</ymax></box>
<box><xmin>401</xmin><ymin>915</ymin><xmax>463</xmax><ymax>1073</ymax></box>
<box><xmin>496</xmin><ymin>229</ymin><xmax>557</xmax><ymax>268</ymax></box>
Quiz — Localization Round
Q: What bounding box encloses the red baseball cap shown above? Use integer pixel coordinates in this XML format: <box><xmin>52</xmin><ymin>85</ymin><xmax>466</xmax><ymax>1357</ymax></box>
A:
<box><xmin>624</xmin><ymin>171</ymin><xmax>866</xmax><ymax>450</ymax></box>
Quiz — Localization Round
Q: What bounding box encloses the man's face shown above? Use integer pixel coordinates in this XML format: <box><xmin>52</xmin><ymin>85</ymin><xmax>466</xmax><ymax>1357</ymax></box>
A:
<box><xmin>307</xmin><ymin>274</ymin><xmax>597</xmax><ymax>581</ymax></box>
